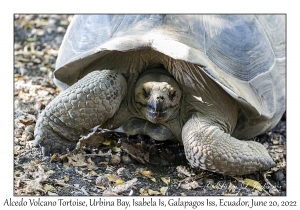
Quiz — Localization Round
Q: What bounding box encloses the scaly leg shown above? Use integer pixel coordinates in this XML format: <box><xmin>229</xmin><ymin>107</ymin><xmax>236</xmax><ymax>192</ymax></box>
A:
<box><xmin>34</xmin><ymin>70</ymin><xmax>127</xmax><ymax>155</ymax></box>
<box><xmin>182</xmin><ymin>113</ymin><xmax>275</xmax><ymax>175</ymax></box>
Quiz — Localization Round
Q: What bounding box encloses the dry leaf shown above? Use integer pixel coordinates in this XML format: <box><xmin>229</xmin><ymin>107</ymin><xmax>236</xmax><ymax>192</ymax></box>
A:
<box><xmin>160</xmin><ymin>186</ymin><xmax>168</xmax><ymax>195</ymax></box>
<box><xmin>112</xmin><ymin>146</ymin><xmax>121</xmax><ymax>152</ymax></box>
<box><xmin>48</xmin><ymin>192</ymin><xmax>58</xmax><ymax>196</ymax></box>
<box><xmin>150</xmin><ymin>178</ymin><xmax>156</xmax><ymax>182</ymax></box>
<box><xmin>105</xmin><ymin>174</ymin><xmax>121</xmax><ymax>182</ymax></box>
<box><xmin>43</xmin><ymin>184</ymin><xmax>56</xmax><ymax>192</ymax></box>
<box><xmin>176</xmin><ymin>165</ymin><xmax>192</xmax><ymax>177</ymax></box>
<box><xmin>243</xmin><ymin>178</ymin><xmax>263</xmax><ymax>192</ymax></box>
<box><xmin>46</xmin><ymin>170</ymin><xmax>55</xmax><ymax>175</ymax></box>
<box><xmin>96</xmin><ymin>149</ymin><xmax>112</xmax><ymax>156</ymax></box>
<box><xmin>68</xmin><ymin>153</ymin><xmax>87</xmax><ymax>167</ymax></box>
<box><xmin>87</xmin><ymin>157</ymin><xmax>98</xmax><ymax>170</ymax></box>
<box><xmin>112</xmin><ymin>178</ymin><xmax>138</xmax><ymax>194</ymax></box>
<box><xmin>234</xmin><ymin>177</ymin><xmax>263</xmax><ymax>192</ymax></box>
<box><xmin>233</xmin><ymin>176</ymin><xmax>243</xmax><ymax>182</ymax></box>
<box><xmin>64</xmin><ymin>176</ymin><xmax>69</xmax><ymax>182</ymax></box>
<box><xmin>148</xmin><ymin>189</ymin><xmax>160</xmax><ymax>195</ymax></box>
<box><xmin>161</xmin><ymin>177</ymin><xmax>170</xmax><ymax>185</ymax></box>
<box><xmin>89</xmin><ymin>170</ymin><xmax>98</xmax><ymax>177</ymax></box>
<box><xmin>53</xmin><ymin>179</ymin><xmax>69</xmax><ymax>187</ymax></box>
<box><xmin>63</xmin><ymin>162</ymin><xmax>70</xmax><ymax>168</ymax></box>
<box><xmin>140</xmin><ymin>170</ymin><xmax>153</xmax><ymax>179</ymax></box>
<box><xmin>121</xmin><ymin>142</ymin><xmax>149</xmax><ymax>164</ymax></box>
<box><xmin>60</xmin><ymin>154</ymin><xmax>69</xmax><ymax>161</ymax></box>
<box><xmin>139</xmin><ymin>188</ymin><xmax>148</xmax><ymax>196</ymax></box>
<box><xmin>115</xmin><ymin>179</ymin><xmax>125</xmax><ymax>185</ymax></box>
<box><xmin>18</xmin><ymin>114</ymin><xmax>36</xmax><ymax>126</ymax></box>
<box><xmin>180</xmin><ymin>181</ymin><xmax>200</xmax><ymax>190</ymax></box>
<box><xmin>102</xmin><ymin>191</ymin><xmax>118</xmax><ymax>196</ymax></box>
<box><xmin>19</xmin><ymin>161</ymin><xmax>48</xmax><ymax>194</ymax></box>
<box><xmin>102</xmin><ymin>140</ymin><xmax>111</xmax><ymax>146</ymax></box>
<box><xmin>228</xmin><ymin>182</ymin><xmax>237</xmax><ymax>193</ymax></box>
<box><xmin>78</xmin><ymin>130</ymin><xmax>105</xmax><ymax>148</ymax></box>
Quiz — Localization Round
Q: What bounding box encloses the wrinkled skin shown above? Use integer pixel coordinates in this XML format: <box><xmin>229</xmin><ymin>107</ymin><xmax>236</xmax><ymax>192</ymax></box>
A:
<box><xmin>134</xmin><ymin>72</ymin><xmax>181</xmax><ymax>124</ymax></box>
<box><xmin>34</xmin><ymin>68</ymin><xmax>275</xmax><ymax>176</ymax></box>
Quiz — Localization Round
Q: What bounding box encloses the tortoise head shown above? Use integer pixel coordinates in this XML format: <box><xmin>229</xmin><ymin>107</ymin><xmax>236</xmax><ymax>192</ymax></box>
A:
<box><xmin>134</xmin><ymin>70</ymin><xmax>182</xmax><ymax>124</ymax></box>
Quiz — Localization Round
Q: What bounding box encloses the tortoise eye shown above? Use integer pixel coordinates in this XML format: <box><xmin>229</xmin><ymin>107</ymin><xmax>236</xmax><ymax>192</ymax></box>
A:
<box><xmin>169</xmin><ymin>91</ymin><xmax>176</xmax><ymax>101</ymax></box>
<box><xmin>143</xmin><ymin>89</ymin><xmax>150</xmax><ymax>98</ymax></box>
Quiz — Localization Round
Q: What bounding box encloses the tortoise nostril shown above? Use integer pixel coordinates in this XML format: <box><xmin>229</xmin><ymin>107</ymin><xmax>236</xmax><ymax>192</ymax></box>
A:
<box><xmin>157</xmin><ymin>96</ymin><xmax>164</xmax><ymax>100</ymax></box>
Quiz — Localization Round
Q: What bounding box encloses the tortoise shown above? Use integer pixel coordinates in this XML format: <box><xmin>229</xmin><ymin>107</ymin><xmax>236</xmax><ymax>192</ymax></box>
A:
<box><xmin>34</xmin><ymin>15</ymin><xmax>286</xmax><ymax>176</ymax></box>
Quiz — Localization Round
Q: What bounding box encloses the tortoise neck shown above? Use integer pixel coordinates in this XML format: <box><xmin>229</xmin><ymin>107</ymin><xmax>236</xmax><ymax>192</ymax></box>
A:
<box><xmin>139</xmin><ymin>68</ymin><xmax>173</xmax><ymax>78</ymax></box>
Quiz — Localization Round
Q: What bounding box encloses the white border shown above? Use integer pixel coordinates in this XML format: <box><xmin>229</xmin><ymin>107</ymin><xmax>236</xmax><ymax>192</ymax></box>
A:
<box><xmin>3</xmin><ymin>1</ymin><xmax>299</xmax><ymax>209</ymax></box>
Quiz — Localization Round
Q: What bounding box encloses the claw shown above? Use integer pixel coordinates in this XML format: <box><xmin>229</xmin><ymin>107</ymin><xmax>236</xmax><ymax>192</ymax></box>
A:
<box><xmin>41</xmin><ymin>145</ymin><xmax>50</xmax><ymax>156</ymax></box>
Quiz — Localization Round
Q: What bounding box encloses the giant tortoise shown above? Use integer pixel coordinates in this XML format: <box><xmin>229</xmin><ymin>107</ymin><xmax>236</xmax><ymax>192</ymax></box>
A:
<box><xmin>34</xmin><ymin>15</ymin><xmax>286</xmax><ymax>176</ymax></box>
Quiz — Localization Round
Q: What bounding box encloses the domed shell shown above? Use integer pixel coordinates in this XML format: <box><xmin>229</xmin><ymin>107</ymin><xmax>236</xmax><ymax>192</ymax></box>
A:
<box><xmin>54</xmin><ymin>14</ymin><xmax>286</xmax><ymax>139</ymax></box>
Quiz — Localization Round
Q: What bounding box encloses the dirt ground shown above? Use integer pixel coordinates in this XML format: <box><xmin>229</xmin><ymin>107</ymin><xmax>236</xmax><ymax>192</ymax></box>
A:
<box><xmin>13</xmin><ymin>15</ymin><xmax>286</xmax><ymax>196</ymax></box>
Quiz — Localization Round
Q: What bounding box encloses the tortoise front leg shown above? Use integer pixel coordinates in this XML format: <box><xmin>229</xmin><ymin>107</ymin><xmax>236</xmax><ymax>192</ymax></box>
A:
<box><xmin>34</xmin><ymin>70</ymin><xmax>127</xmax><ymax>155</ymax></box>
<box><xmin>182</xmin><ymin>113</ymin><xmax>275</xmax><ymax>176</ymax></box>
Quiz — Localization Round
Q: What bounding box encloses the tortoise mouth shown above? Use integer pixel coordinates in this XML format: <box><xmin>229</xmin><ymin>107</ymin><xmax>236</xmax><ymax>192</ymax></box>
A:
<box><xmin>136</xmin><ymin>101</ymin><xmax>177</xmax><ymax>123</ymax></box>
<box><xmin>146</xmin><ymin>110</ymin><xmax>167</xmax><ymax>123</ymax></box>
<box><xmin>147</xmin><ymin>109</ymin><xmax>167</xmax><ymax>119</ymax></box>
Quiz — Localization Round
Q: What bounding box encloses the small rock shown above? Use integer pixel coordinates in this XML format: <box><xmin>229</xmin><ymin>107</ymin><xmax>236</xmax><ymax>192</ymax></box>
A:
<box><xmin>64</xmin><ymin>166</ymin><xmax>74</xmax><ymax>173</ymax></box>
<box><xmin>117</xmin><ymin>167</ymin><xmax>126</xmax><ymax>176</ymax></box>
<box><xmin>280</xmin><ymin>180</ymin><xmax>286</xmax><ymax>191</ymax></box>
<box><xmin>25</xmin><ymin>124</ymin><xmax>35</xmax><ymax>133</ymax></box>
<box><xmin>40</xmin><ymin>66</ymin><xmax>48</xmax><ymax>72</ymax></box>
<box><xmin>95</xmin><ymin>175</ymin><xmax>110</xmax><ymax>187</ymax></box>
<box><xmin>269</xmin><ymin>187</ymin><xmax>280</xmax><ymax>196</ymax></box>
<box><xmin>117</xmin><ymin>167</ymin><xmax>132</xmax><ymax>179</ymax></box>
<box><xmin>57</xmin><ymin>26</ymin><xmax>66</xmax><ymax>33</ymax></box>
<box><xmin>32</xmin><ymin>58</ymin><xmax>41</xmax><ymax>64</ymax></box>
<box><xmin>280</xmin><ymin>191</ymin><xmax>286</xmax><ymax>196</ymax></box>
<box><xmin>34</xmin><ymin>101</ymin><xmax>45</xmax><ymax>112</ymax></box>
<box><xmin>197</xmin><ymin>179</ymin><xmax>204</xmax><ymax>186</ymax></box>
<box><xmin>14</xmin><ymin>128</ymin><xmax>23</xmax><ymax>138</ymax></box>
<box><xmin>109</xmin><ymin>155</ymin><xmax>121</xmax><ymax>166</ymax></box>
<box><xmin>36</xmin><ymin>30</ymin><xmax>45</xmax><ymax>36</ymax></box>
<box><xmin>14</xmin><ymin>43</ymin><xmax>22</xmax><ymax>51</ymax></box>
<box><xmin>161</xmin><ymin>159</ymin><xmax>169</xmax><ymax>166</ymax></box>
<box><xmin>22</xmin><ymin>130</ymin><xmax>34</xmax><ymax>141</ymax></box>
<box><xmin>121</xmin><ymin>155</ymin><xmax>131</xmax><ymax>165</ymax></box>
<box><xmin>205</xmin><ymin>179</ymin><xmax>214</xmax><ymax>185</ymax></box>
<box><xmin>55</xmin><ymin>36</ymin><xmax>63</xmax><ymax>45</ymax></box>
<box><xmin>273</xmin><ymin>171</ymin><xmax>284</xmax><ymax>182</ymax></box>
<box><xmin>46</xmin><ymin>28</ymin><xmax>53</xmax><ymax>34</ymax></box>
<box><xmin>165</xmin><ymin>148</ymin><xmax>173</xmax><ymax>155</ymax></box>
<box><xmin>19</xmin><ymin>67</ymin><xmax>28</xmax><ymax>75</ymax></box>
<box><xmin>47</xmin><ymin>18</ymin><xmax>56</xmax><ymax>26</ymax></box>
<box><xmin>167</xmin><ymin>166</ymin><xmax>175</xmax><ymax>174</ymax></box>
